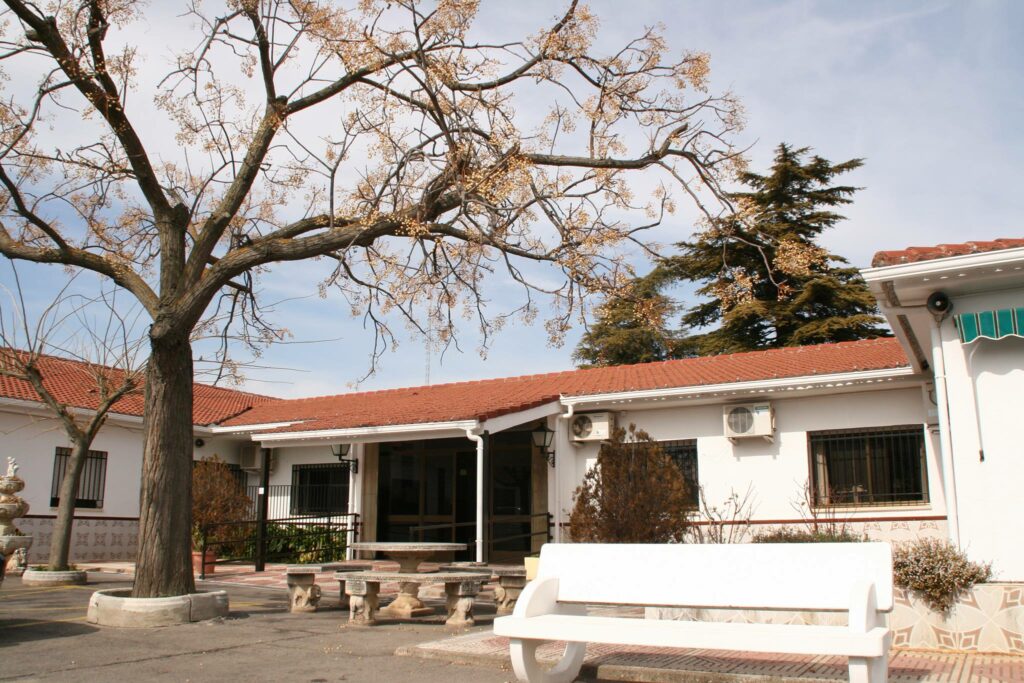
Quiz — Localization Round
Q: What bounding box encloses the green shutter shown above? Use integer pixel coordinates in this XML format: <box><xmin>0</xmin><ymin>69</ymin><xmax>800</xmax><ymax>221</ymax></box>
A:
<box><xmin>956</xmin><ymin>308</ymin><xmax>1024</xmax><ymax>343</ymax></box>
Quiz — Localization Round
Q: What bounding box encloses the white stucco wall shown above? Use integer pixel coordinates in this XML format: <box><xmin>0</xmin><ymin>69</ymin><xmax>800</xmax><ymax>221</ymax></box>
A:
<box><xmin>551</xmin><ymin>385</ymin><xmax>941</xmax><ymax>542</ymax></box>
<box><xmin>0</xmin><ymin>406</ymin><xmax>245</xmax><ymax>520</ymax></box>
<box><xmin>938</xmin><ymin>287</ymin><xmax>1024</xmax><ymax>580</ymax></box>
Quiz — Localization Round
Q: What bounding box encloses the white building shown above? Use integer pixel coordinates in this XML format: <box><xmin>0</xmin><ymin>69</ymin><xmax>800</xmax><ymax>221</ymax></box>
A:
<box><xmin>3</xmin><ymin>237</ymin><xmax>1022</xmax><ymax>579</ymax></box>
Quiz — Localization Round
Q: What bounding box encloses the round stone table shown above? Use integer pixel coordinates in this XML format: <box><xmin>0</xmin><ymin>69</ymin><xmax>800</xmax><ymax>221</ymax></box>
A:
<box><xmin>349</xmin><ymin>542</ymin><xmax>466</xmax><ymax>618</ymax></box>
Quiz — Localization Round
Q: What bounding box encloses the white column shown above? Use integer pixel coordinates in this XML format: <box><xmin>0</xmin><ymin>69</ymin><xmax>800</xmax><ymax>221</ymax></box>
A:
<box><xmin>466</xmin><ymin>430</ymin><xmax>485</xmax><ymax>562</ymax></box>
<box><xmin>347</xmin><ymin>443</ymin><xmax>363</xmax><ymax>560</ymax></box>
<box><xmin>931</xmin><ymin>321</ymin><xmax>961</xmax><ymax>546</ymax></box>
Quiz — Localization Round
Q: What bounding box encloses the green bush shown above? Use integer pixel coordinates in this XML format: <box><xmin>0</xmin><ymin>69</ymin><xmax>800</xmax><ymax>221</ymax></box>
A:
<box><xmin>255</xmin><ymin>523</ymin><xmax>348</xmax><ymax>564</ymax></box>
<box><xmin>893</xmin><ymin>538</ymin><xmax>991</xmax><ymax>613</ymax></box>
<box><xmin>752</xmin><ymin>527</ymin><xmax>862</xmax><ymax>543</ymax></box>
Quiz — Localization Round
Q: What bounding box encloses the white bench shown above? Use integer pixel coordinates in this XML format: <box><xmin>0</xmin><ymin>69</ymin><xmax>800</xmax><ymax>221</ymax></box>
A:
<box><xmin>493</xmin><ymin>542</ymin><xmax>893</xmax><ymax>683</ymax></box>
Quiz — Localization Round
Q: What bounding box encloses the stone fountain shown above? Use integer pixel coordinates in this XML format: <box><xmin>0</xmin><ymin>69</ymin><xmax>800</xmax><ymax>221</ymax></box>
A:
<box><xmin>0</xmin><ymin>457</ymin><xmax>34</xmax><ymax>581</ymax></box>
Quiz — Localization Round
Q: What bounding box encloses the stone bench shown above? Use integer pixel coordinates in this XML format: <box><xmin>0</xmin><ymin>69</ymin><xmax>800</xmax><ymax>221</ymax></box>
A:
<box><xmin>339</xmin><ymin>570</ymin><xmax>490</xmax><ymax>627</ymax></box>
<box><xmin>494</xmin><ymin>543</ymin><xmax>894</xmax><ymax>683</ymax></box>
<box><xmin>285</xmin><ymin>562</ymin><xmax>372</xmax><ymax>613</ymax></box>
<box><xmin>440</xmin><ymin>563</ymin><xmax>528</xmax><ymax>615</ymax></box>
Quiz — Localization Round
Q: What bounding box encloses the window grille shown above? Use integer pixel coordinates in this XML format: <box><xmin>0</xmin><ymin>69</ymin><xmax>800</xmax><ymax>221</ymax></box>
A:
<box><xmin>808</xmin><ymin>426</ymin><xmax>928</xmax><ymax>507</ymax></box>
<box><xmin>50</xmin><ymin>447</ymin><xmax>107</xmax><ymax>508</ymax></box>
<box><xmin>290</xmin><ymin>463</ymin><xmax>350</xmax><ymax>515</ymax></box>
<box><xmin>659</xmin><ymin>440</ymin><xmax>699</xmax><ymax>508</ymax></box>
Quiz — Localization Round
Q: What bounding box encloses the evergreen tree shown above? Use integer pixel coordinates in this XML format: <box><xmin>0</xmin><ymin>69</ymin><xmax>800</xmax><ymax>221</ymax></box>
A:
<box><xmin>572</xmin><ymin>270</ymin><xmax>677</xmax><ymax>367</ymax></box>
<box><xmin>668</xmin><ymin>144</ymin><xmax>888</xmax><ymax>355</ymax></box>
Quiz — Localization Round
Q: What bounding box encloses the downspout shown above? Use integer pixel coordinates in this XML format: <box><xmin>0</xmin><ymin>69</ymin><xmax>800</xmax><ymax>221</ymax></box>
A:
<box><xmin>465</xmin><ymin>428</ymin><xmax>485</xmax><ymax>563</ymax></box>
<box><xmin>553</xmin><ymin>402</ymin><xmax>575</xmax><ymax>543</ymax></box>
<box><xmin>931</xmin><ymin>321</ymin><xmax>961</xmax><ymax>547</ymax></box>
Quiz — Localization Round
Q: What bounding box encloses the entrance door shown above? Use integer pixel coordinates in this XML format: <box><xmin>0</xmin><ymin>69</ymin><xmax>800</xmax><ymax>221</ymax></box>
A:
<box><xmin>377</xmin><ymin>439</ymin><xmax>476</xmax><ymax>560</ymax></box>
<box><xmin>376</xmin><ymin>433</ymin><xmax>543</xmax><ymax>563</ymax></box>
<box><xmin>489</xmin><ymin>432</ymin><xmax>535</xmax><ymax>563</ymax></box>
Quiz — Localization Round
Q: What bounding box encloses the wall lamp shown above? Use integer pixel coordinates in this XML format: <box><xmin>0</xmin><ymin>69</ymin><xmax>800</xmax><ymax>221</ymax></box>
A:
<box><xmin>330</xmin><ymin>443</ymin><xmax>358</xmax><ymax>474</ymax></box>
<box><xmin>531</xmin><ymin>424</ymin><xmax>556</xmax><ymax>468</ymax></box>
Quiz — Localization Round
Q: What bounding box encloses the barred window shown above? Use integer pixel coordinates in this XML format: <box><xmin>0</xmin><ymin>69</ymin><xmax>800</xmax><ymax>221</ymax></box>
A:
<box><xmin>809</xmin><ymin>426</ymin><xmax>928</xmax><ymax>507</ymax></box>
<box><xmin>659</xmin><ymin>440</ymin><xmax>699</xmax><ymax>508</ymax></box>
<box><xmin>291</xmin><ymin>463</ymin><xmax>350</xmax><ymax>516</ymax></box>
<box><xmin>50</xmin><ymin>447</ymin><xmax>107</xmax><ymax>509</ymax></box>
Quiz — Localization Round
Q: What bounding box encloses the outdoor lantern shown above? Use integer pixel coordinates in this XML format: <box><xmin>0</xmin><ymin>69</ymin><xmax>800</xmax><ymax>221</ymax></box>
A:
<box><xmin>330</xmin><ymin>443</ymin><xmax>358</xmax><ymax>474</ymax></box>
<box><xmin>531</xmin><ymin>424</ymin><xmax>556</xmax><ymax>468</ymax></box>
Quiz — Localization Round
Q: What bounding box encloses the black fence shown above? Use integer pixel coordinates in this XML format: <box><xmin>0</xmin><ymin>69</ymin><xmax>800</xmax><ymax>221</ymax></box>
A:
<box><xmin>406</xmin><ymin>513</ymin><xmax>553</xmax><ymax>561</ymax></box>
<box><xmin>197</xmin><ymin>482</ymin><xmax>358</xmax><ymax>578</ymax></box>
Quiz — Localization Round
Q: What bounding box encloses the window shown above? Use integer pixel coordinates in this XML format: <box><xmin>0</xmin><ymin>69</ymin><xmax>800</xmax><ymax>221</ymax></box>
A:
<box><xmin>50</xmin><ymin>447</ymin><xmax>107</xmax><ymax>508</ymax></box>
<box><xmin>290</xmin><ymin>463</ymin><xmax>350</xmax><ymax>516</ymax></box>
<box><xmin>809</xmin><ymin>426</ymin><xmax>928</xmax><ymax>507</ymax></box>
<box><xmin>660</xmin><ymin>440</ymin><xmax>699</xmax><ymax>508</ymax></box>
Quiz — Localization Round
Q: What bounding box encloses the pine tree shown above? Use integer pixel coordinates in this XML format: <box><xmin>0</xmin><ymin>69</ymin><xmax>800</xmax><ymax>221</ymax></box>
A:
<box><xmin>668</xmin><ymin>144</ymin><xmax>888</xmax><ymax>355</ymax></box>
<box><xmin>572</xmin><ymin>270</ymin><xmax>677</xmax><ymax>367</ymax></box>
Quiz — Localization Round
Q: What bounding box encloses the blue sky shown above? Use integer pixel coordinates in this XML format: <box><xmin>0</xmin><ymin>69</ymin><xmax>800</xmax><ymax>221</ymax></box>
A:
<box><xmin>2</xmin><ymin>1</ymin><xmax>1021</xmax><ymax>398</ymax></box>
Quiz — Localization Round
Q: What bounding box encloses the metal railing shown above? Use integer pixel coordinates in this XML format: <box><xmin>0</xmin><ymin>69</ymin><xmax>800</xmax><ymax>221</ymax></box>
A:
<box><xmin>198</xmin><ymin>512</ymin><xmax>359</xmax><ymax>579</ymax></box>
<box><xmin>406</xmin><ymin>513</ymin><xmax>553</xmax><ymax>561</ymax></box>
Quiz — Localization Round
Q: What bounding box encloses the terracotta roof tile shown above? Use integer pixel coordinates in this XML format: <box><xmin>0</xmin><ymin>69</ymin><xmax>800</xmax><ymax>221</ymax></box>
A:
<box><xmin>224</xmin><ymin>338</ymin><xmax>909</xmax><ymax>433</ymax></box>
<box><xmin>0</xmin><ymin>350</ymin><xmax>275</xmax><ymax>426</ymax></box>
<box><xmin>871</xmin><ymin>238</ymin><xmax>1024</xmax><ymax>268</ymax></box>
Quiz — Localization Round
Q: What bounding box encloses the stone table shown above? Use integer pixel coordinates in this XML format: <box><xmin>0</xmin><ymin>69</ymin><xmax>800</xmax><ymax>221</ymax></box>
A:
<box><xmin>349</xmin><ymin>542</ymin><xmax>465</xmax><ymax>618</ymax></box>
<box><xmin>340</xmin><ymin>570</ymin><xmax>490</xmax><ymax>627</ymax></box>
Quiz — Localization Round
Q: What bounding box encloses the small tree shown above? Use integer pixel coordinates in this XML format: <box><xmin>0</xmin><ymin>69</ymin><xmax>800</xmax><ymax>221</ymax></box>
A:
<box><xmin>569</xmin><ymin>424</ymin><xmax>690</xmax><ymax>543</ymax></box>
<box><xmin>0</xmin><ymin>270</ymin><xmax>144</xmax><ymax>571</ymax></box>
<box><xmin>191</xmin><ymin>456</ymin><xmax>252</xmax><ymax>553</ymax></box>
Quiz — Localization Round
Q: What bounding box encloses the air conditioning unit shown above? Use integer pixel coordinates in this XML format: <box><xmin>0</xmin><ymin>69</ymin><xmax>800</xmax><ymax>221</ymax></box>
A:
<box><xmin>723</xmin><ymin>403</ymin><xmax>774</xmax><ymax>443</ymax></box>
<box><xmin>238</xmin><ymin>444</ymin><xmax>269</xmax><ymax>472</ymax></box>
<box><xmin>570</xmin><ymin>412</ymin><xmax>614</xmax><ymax>442</ymax></box>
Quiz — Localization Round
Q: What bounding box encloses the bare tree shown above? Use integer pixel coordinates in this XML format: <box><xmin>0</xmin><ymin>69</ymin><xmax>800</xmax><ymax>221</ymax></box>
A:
<box><xmin>0</xmin><ymin>1</ymin><xmax>744</xmax><ymax>597</ymax></box>
<box><xmin>0</xmin><ymin>268</ymin><xmax>145</xmax><ymax>571</ymax></box>
<box><xmin>686</xmin><ymin>485</ymin><xmax>756</xmax><ymax>544</ymax></box>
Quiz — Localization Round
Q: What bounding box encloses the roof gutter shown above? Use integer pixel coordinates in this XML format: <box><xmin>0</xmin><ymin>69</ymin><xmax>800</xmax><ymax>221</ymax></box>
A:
<box><xmin>0</xmin><ymin>396</ymin><xmax>216</xmax><ymax>433</ymax></box>
<box><xmin>561</xmin><ymin>367</ymin><xmax>917</xmax><ymax>408</ymax></box>
<box><xmin>209</xmin><ymin>421</ymin><xmax>301</xmax><ymax>434</ymax></box>
<box><xmin>252</xmin><ymin>419</ymin><xmax>481</xmax><ymax>445</ymax></box>
<box><xmin>862</xmin><ymin>247</ymin><xmax>1024</xmax><ymax>283</ymax></box>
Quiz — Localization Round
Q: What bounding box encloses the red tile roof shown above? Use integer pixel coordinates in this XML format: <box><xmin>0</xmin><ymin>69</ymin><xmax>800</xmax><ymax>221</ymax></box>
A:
<box><xmin>223</xmin><ymin>338</ymin><xmax>909</xmax><ymax>433</ymax></box>
<box><xmin>872</xmin><ymin>238</ymin><xmax>1024</xmax><ymax>268</ymax></box>
<box><xmin>0</xmin><ymin>350</ymin><xmax>275</xmax><ymax>426</ymax></box>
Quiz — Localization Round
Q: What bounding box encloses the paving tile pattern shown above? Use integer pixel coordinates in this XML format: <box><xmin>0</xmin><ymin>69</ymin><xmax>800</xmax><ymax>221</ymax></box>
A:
<box><xmin>412</xmin><ymin>628</ymin><xmax>1024</xmax><ymax>682</ymax></box>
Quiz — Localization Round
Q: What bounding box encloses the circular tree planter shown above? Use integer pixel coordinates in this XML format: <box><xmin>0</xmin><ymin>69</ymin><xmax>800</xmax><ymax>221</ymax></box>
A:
<box><xmin>87</xmin><ymin>588</ymin><xmax>229</xmax><ymax>627</ymax></box>
<box><xmin>22</xmin><ymin>567</ymin><xmax>88</xmax><ymax>587</ymax></box>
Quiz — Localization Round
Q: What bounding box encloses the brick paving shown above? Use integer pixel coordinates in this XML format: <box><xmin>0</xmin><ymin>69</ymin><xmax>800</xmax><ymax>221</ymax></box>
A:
<box><xmin>404</xmin><ymin>629</ymin><xmax>1024</xmax><ymax>682</ymax></box>
<box><xmin>77</xmin><ymin>562</ymin><xmax>1024</xmax><ymax>682</ymax></box>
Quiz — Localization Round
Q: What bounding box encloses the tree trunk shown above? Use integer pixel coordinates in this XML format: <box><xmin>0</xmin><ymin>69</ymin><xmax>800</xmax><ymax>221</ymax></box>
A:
<box><xmin>132</xmin><ymin>332</ymin><xmax>195</xmax><ymax>598</ymax></box>
<box><xmin>48</xmin><ymin>439</ymin><xmax>90</xmax><ymax>570</ymax></box>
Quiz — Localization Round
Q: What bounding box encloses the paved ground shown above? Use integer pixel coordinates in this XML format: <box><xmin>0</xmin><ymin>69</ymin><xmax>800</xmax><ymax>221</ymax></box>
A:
<box><xmin>405</xmin><ymin>628</ymin><xmax>1024</xmax><ymax>683</ymax></box>
<box><xmin>5</xmin><ymin>567</ymin><xmax>1024</xmax><ymax>682</ymax></box>
<box><xmin>0</xmin><ymin>572</ymin><xmax>513</xmax><ymax>683</ymax></box>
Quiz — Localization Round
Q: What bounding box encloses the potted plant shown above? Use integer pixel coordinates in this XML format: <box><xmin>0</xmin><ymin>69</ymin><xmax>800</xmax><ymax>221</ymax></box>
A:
<box><xmin>192</xmin><ymin>456</ymin><xmax>252</xmax><ymax>576</ymax></box>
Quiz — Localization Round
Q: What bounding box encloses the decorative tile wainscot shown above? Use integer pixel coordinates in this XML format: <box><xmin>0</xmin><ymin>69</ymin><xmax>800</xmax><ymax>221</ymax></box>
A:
<box><xmin>649</xmin><ymin>583</ymin><xmax>1024</xmax><ymax>654</ymax></box>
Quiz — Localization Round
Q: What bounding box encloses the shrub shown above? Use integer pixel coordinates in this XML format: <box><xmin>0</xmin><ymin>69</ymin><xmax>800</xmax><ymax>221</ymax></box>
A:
<box><xmin>253</xmin><ymin>523</ymin><xmax>347</xmax><ymax>564</ymax></box>
<box><xmin>569</xmin><ymin>424</ymin><xmax>690</xmax><ymax>543</ymax></box>
<box><xmin>893</xmin><ymin>538</ymin><xmax>991</xmax><ymax>613</ymax></box>
<box><xmin>752</xmin><ymin>527</ymin><xmax>862</xmax><ymax>544</ymax></box>
<box><xmin>192</xmin><ymin>455</ymin><xmax>253</xmax><ymax>551</ymax></box>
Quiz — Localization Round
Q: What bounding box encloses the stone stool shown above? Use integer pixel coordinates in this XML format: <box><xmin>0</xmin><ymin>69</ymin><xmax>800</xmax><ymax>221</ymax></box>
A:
<box><xmin>333</xmin><ymin>563</ymin><xmax>373</xmax><ymax>609</ymax></box>
<box><xmin>441</xmin><ymin>563</ymin><xmax>528</xmax><ymax>615</ymax></box>
<box><xmin>286</xmin><ymin>562</ymin><xmax>371</xmax><ymax>613</ymax></box>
